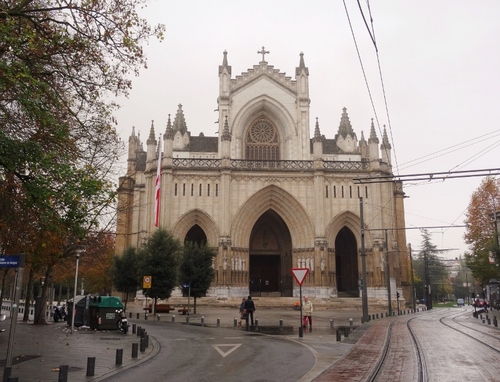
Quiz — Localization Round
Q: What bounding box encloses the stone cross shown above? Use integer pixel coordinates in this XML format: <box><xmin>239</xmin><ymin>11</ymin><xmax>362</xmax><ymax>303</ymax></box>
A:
<box><xmin>258</xmin><ymin>46</ymin><xmax>269</xmax><ymax>62</ymax></box>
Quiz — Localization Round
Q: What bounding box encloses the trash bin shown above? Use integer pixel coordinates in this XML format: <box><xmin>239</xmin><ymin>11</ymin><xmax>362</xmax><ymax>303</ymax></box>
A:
<box><xmin>67</xmin><ymin>295</ymin><xmax>90</xmax><ymax>327</ymax></box>
<box><xmin>89</xmin><ymin>296</ymin><xmax>124</xmax><ymax>330</ymax></box>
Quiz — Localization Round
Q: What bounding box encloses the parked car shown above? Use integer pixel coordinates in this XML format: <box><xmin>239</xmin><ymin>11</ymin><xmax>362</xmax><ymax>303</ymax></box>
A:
<box><xmin>456</xmin><ymin>298</ymin><xmax>464</xmax><ymax>307</ymax></box>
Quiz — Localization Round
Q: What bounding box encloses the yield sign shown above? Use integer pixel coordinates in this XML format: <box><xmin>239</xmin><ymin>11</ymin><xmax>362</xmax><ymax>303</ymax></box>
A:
<box><xmin>212</xmin><ymin>344</ymin><xmax>242</xmax><ymax>357</ymax></box>
<box><xmin>291</xmin><ymin>268</ymin><xmax>309</xmax><ymax>285</ymax></box>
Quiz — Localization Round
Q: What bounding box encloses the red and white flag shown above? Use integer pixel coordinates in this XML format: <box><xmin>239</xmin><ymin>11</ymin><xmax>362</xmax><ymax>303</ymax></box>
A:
<box><xmin>154</xmin><ymin>140</ymin><xmax>162</xmax><ymax>227</ymax></box>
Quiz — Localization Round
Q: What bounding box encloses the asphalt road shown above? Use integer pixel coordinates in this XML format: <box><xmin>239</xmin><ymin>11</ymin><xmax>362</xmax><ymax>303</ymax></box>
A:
<box><xmin>101</xmin><ymin>322</ymin><xmax>316</xmax><ymax>382</ymax></box>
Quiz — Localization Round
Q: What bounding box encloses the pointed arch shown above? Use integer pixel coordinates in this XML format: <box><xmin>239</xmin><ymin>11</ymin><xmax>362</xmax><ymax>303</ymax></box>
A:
<box><xmin>231</xmin><ymin>185</ymin><xmax>314</xmax><ymax>248</ymax></box>
<box><xmin>172</xmin><ymin>209</ymin><xmax>219</xmax><ymax>247</ymax></box>
<box><xmin>325</xmin><ymin>211</ymin><xmax>373</xmax><ymax>247</ymax></box>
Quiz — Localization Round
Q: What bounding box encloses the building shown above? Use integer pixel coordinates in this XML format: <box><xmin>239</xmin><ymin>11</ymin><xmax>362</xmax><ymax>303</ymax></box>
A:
<box><xmin>116</xmin><ymin>50</ymin><xmax>409</xmax><ymax>302</ymax></box>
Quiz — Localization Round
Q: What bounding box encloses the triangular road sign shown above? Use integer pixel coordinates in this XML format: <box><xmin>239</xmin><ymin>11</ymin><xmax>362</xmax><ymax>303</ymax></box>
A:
<box><xmin>291</xmin><ymin>268</ymin><xmax>309</xmax><ymax>286</ymax></box>
<box><xmin>212</xmin><ymin>344</ymin><xmax>242</xmax><ymax>358</ymax></box>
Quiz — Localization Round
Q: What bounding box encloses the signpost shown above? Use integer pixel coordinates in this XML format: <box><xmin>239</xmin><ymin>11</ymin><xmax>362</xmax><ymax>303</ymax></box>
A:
<box><xmin>143</xmin><ymin>276</ymin><xmax>152</xmax><ymax>316</ymax></box>
<box><xmin>291</xmin><ymin>268</ymin><xmax>309</xmax><ymax>338</ymax></box>
<box><xmin>1</xmin><ymin>254</ymin><xmax>25</xmax><ymax>380</ymax></box>
<box><xmin>182</xmin><ymin>283</ymin><xmax>191</xmax><ymax>316</ymax></box>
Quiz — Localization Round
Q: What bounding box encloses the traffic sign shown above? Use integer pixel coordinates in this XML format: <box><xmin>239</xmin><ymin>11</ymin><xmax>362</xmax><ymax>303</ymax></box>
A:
<box><xmin>143</xmin><ymin>276</ymin><xmax>152</xmax><ymax>289</ymax></box>
<box><xmin>291</xmin><ymin>268</ymin><xmax>309</xmax><ymax>286</ymax></box>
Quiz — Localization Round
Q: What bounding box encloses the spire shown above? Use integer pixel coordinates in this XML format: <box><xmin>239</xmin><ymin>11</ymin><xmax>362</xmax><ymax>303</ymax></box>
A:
<box><xmin>172</xmin><ymin>104</ymin><xmax>188</xmax><ymax>135</ymax></box>
<box><xmin>221</xmin><ymin>115</ymin><xmax>231</xmax><ymax>141</ymax></box>
<box><xmin>164</xmin><ymin>114</ymin><xmax>174</xmax><ymax>140</ymax></box>
<box><xmin>147</xmin><ymin>120</ymin><xmax>156</xmax><ymax>145</ymax></box>
<box><xmin>368</xmin><ymin>118</ymin><xmax>379</xmax><ymax>144</ymax></box>
<box><xmin>337</xmin><ymin>107</ymin><xmax>354</xmax><ymax>138</ymax></box>
<box><xmin>381</xmin><ymin>125</ymin><xmax>391</xmax><ymax>149</ymax></box>
<box><xmin>296</xmin><ymin>52</ymin><xmax>309</xmax><ymax>76</ymax></box>
<box><xmin>313</xmin><ymin>117</ymin><xmax>322</xmax><ymax>142</ymax></box>
<box><xmin>359</xmin><ymin>130</ymin><xmax>367</xmax><ymax>145</ymax></box>
<box><xmin>219</xmin><ymin>50</ymin><xmax>231</xmax><ymax>75</ymax></box>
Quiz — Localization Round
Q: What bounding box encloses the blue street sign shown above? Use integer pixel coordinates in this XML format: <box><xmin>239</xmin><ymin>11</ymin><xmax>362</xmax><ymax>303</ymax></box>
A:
<box><xmin>0</xmin><ymin>255</ymin><xmax>22</xmax><ymax>268</ymax></box>
<box><xmin>182</xmin><ymin>283</ymin><xmax>190</xmax><ymax>288</ymax></box>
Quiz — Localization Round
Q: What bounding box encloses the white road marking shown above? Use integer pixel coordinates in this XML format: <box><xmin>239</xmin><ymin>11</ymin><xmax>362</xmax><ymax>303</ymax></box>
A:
<box><xmin>212</xmin><ymin>344</ymin><xmax>242</xmax><ymax>357</ymax></box>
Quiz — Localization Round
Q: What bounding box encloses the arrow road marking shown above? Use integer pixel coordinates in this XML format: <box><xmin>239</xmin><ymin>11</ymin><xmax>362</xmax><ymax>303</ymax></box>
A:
<box><xmin>212</xmin><ymin>344</ymin><xmax>242</xmax><ymax>357</ymax></box>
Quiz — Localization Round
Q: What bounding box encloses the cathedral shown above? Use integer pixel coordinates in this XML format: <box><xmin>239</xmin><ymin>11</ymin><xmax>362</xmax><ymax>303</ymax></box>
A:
<box><xmin>116</xmin><ymin>49</ymin><xmax>409</xmax><ymax>303</ymax></box>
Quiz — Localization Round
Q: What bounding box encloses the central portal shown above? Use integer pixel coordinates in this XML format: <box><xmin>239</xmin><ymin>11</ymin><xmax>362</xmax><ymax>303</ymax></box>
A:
<box><xmin>248</xmin><ymin>209</ymin><xmax>293</xmax><ymax>297</ymax></box>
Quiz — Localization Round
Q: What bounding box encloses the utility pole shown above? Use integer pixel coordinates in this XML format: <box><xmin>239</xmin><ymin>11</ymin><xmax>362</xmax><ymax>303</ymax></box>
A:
<box><xmin>424</xmin><ymin>247</ymin><xmax>432</xmax><ymax>310</ymax></box>
<box><xmin>359</xmin><ymin>198</ymin><xmax>369</xmax><ymax>323</ymax></box>
<box><xmin>408</xmin><ymin>243</ymin><xmax>416</xmax><ymax>311</ymax></box>
<box><xmin>385</xmin><ymin>229</ymin><xmax>392</xmax><ymax>316</ymax></box>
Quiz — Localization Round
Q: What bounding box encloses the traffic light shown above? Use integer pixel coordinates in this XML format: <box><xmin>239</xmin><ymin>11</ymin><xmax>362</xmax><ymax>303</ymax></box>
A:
<box><xmin>396</xmin><ymin>292</ymin><xmax>400</xmax><ymax>299</ymax></box>
<box><xmin>471</xmin><ymin>292</ymin><xmax>475</xmax><ymax>299</ymax></box>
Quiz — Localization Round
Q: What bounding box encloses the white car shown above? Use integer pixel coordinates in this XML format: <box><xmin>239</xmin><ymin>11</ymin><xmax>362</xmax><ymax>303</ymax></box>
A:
<box><xmin>457</xmin><ymin>298</ymin><xmax>465</xmax><ymax>307</ymax></box>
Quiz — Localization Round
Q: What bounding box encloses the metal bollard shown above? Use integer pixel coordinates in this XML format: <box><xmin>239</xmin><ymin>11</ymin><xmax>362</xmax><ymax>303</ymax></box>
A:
<box><xmin>140</xmin><ymin>337</ymin><xmax>146</xmax><ymax>352</ymax></box>
<box><xmin>234</xmin><ymin>317</ymin><xmax>237</xmax><ymax>328</ymax></box>
<box><xmin>132</xmin><ymin>343</ymin><xmax>138</xmax><ymax>358</ymax></box>
<box><xmin>86</xmin><ymin>357</ymin><xmax>96</xmax><ymax>377</ymax></box>
<box><xmin>494</xmin><ymin>316</ymin><xmax>498</xmax><ymax>327</ymax></box>
<box><xmin>172</xmin><ymin>315</ymin><xmax>175</xmax><ymax>322</ymax></box>
<box><xmin>145</xmin><ymin>313</ymin><xmax>148</xmax><ymax>321</ymax></box>
<box><xmin>255</xmin><ymin>318</ymin><xmax>259</xmax><ymax>327</ymax></box>
<box><xmin>343</xmin><ymin>327</ymin><xmax>349</xmax><ymax>338</ymax></box>
<box><xmin>487</xmin><ymin>318</ymin><xmax>491</xmax><ymax>325</ymax></box>
<box><xmin>116</xmin><ymin>349</ymin><xmax>123</xmax><ymax>365</ymax></box>
<box><xmin>136</xmin><ymin>312</ymin><xmax>140</xmax><ymax>319</ymax></box>
<box><xmin>336</xmin><ymin>329</ymin><xmax>341</xmax><ymax>342</ymax></box>
<box><xmin>3</xmin><ymin>366</ymin><xmax>12</xmax><ymax>382</ymax></box>
<box><xmin>201</xmin><ymin>316</ymin><xmax>204</xmax><ymax>326</ymax></box>
<box><xmin>217</xmin><ymin>317</ymin><xmax>220</xmax><ymax>327</ymax></box>
<box><xmin>279</xmin><ymin>318</ymin><xmax>283</xmax><ymax>326</ymax></box>
<box><xmin>129</xmin><ymin>312</ymin><xmax>132</xmax><ymax>318</ymax></box>
<box><xmin>330</xmin><ymin>318</ymin><xmax>334</xmax><ymax>329</ymax></box>
<box><xmin>58</xmin><ymin>365</ymin><xmax>68</xmax><ymax>382</ymax></box>
<box><xmin>132</xmin><ymin>323</ymin><xmax>136</xmax><ymax>334</ymax></box>
<box><xmin>157</xmin><ymin>314</ymin><xmax>161</xmax><ymax>321</ymax></box>
<box><xmin>7</xmin><ymin>377</ymin><xmax>18</xmax><ymax>382</ymax></box>
<box><xmin>376</xmin><ymin>313</ymin><xmax>379</xmax><ymax>319</ymax></box>
<box><xmin>145</xmin><ymin>335</ymin><xmax>149</xmax><ymax>348</ymax></box>
<box><xmin>186</xmin><ymin>315</ymin><xmax>189</xmax><ymax>323</ymax></box>
<box><xmin>349</xmin><ymin>318</ymin><xmax>353</xmax><ymax>330</ymax></box>
<box><xmin>137</xmin><ymin>326</ymin><xmax>141</xmax><ymax>337</ymax></box>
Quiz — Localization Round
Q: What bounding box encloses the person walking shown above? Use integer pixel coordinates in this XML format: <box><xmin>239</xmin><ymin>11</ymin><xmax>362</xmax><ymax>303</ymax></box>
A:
<box><xmin>238</xmin><ymin>297</ymin><xmax>246</xmax><ymax>327</ymax></box>
<box><xmin>244</xmin><ymin>295</ymin><xmax>256</xmax><ymax>326</ymax></box>
<box><xmin>302</xmin><ymin>295</ymin><xmax>313</xmax><ymax>328</ymax></box>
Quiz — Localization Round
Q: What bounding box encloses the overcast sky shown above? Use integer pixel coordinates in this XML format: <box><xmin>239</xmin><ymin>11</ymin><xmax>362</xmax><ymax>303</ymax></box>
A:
<box><xmin>115</xmin><ymin>0</ymin><xmax>500</xmax><ymax>259</ymax></box>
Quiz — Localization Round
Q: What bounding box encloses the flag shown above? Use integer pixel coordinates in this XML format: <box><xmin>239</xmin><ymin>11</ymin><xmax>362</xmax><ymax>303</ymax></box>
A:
<box><xmin>154</xmin><ymin>140</ymin><xmax>162</xmax><ymax>227</ymax></box>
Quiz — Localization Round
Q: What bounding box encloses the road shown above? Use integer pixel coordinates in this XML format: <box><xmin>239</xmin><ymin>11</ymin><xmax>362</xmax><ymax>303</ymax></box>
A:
<box><xmin>102</xmin><ymin>322</ymin><xmax>316</xmax><ymax>382</ymax></box>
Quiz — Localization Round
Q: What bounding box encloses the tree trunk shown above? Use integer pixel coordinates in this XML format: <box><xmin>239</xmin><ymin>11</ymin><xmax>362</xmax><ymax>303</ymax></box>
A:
<box><xmin>0</xmin><ymin>269</ymin><xmax>10</xmax><ymax>309</ymax></box>
<box><xmin>34</xmin><ymin>265</ymin><xmax>53</xmax><ymax>325</ymax></box>
<box><xmin>23</xmin><ymin>267</ymin><xmax>34</xmax><ymax>322</ymax></box>
<box><xmin>194</xmin><ymin>297</ymin><xmax>197</xmax><ymax>314</ymax></box>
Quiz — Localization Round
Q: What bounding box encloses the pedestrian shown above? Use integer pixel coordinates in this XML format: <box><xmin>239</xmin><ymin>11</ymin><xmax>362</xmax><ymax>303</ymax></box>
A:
<box><xmin>302</xmin><ymin>295</ymin><xmax>313</xmax><ymax>328</ymax></box>
<box><xmin>238</xmin><ymin>297</ymin><xmax>246</xmax><ymax>327</ymax></box>
<box><xmin>244</xmin><ymin>295</ymin><xmax>256</xmax><ymax>326</ymax></box>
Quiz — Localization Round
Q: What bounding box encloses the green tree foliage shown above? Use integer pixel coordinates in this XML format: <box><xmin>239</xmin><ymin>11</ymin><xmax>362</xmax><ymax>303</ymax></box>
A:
<box><xmin>139</xmin><ymin>228</ymin><xmax>182</xmax><ymax>302</ymax></box>
<box><xmin>179</xmin><ymin>241</ymin><xmax>215</xmax><ymax>313</ymax></box>
<box><xmin>112</xmin><ymin>246</ymin><xmax>140</xmax><ymax>310</ymax></box>
<box><xmin>412</xmin><ymin>230</ymin><xmax>449</xmax><ymax>308</ymax></box>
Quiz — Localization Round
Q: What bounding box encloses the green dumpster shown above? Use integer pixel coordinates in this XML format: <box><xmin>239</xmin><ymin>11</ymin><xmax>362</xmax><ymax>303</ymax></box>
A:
<box><xmin>89</xmin><ymin>296</ymin><xmax>124</xmax><ymax>330</ymax></box>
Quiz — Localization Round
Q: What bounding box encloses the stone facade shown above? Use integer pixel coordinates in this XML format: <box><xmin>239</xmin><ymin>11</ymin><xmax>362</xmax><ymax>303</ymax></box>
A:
<box><xmin>116</xmin><ymin>50</ymin><xmax>409</xmax><ymax>303</ymax></box>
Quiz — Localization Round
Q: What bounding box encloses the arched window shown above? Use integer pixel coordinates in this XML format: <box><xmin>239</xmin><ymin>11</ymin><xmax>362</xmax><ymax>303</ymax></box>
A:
<box><xmin>245</xmin><ymin>118</ymin><xmax>280</xmax><ymax>160</ymax></box>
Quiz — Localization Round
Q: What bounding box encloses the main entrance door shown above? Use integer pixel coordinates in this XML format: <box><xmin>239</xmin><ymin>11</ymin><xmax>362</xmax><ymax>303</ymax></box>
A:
<box><xmin>249</xmin><ymin>209</ymin><xmax>292</xmax><ymax>297</ymax></box>
<box><xmin>335</xmin><ymin>226</ymin><xmax>359</xmax><ymax>296</ymax></box>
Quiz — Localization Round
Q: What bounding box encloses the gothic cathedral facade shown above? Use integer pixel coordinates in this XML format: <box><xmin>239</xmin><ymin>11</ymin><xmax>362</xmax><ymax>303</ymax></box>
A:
<box><xmin>116</xmin><ymin>50</ymin><xmax>409</xmax><ymax>302</ymax></box>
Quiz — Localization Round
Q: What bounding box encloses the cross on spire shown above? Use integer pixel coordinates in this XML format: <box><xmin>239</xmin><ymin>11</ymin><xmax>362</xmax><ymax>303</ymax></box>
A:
<box><xmin>257</xmin><ymin>46</ymin><xmax>269</xmax><ymax>62</ymax></box>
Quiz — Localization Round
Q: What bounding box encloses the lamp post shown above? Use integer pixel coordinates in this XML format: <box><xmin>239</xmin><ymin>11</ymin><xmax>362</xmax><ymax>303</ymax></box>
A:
<box><xmin>71</xmin><ymin>247</ymin><xmax>84</xmax><ymax>334</ymax></box>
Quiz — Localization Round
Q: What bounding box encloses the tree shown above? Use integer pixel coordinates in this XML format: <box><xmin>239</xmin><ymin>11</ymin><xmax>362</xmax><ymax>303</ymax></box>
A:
<box><xmin>112</xmin><ymin>246</ymin><xmax>141</xmax><ymax>310</ymax></box>
<box><xmin>139</xmin><ymin>229</ymin><xmax>182</xmax><ymax>306</ymax></box>
<box><xmin>179</xmin><ymin>242</ymin><xmax>215</xmax><ymax>314</ymax></box>
<box><xmin>412</xmin><ymin>229</ymin><xmax>449</xmax><ymax>309</ymax></box>
<box><xmin>0</xmin><ymin>0</ymin><xmax>164</xmax><ymax>324</ymax></box>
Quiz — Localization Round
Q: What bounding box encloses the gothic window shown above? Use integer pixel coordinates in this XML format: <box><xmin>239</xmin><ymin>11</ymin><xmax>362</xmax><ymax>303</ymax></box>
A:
<box><xmin>245</xmin><ymin>118</ymin><xmax>280</xmax><ymax>160</ymax></box>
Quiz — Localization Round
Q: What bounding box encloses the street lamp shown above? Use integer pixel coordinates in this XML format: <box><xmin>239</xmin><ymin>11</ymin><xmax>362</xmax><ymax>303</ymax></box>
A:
<box><xmin>71</xmin><ymin>247</ymin><xmax>84</xmax><ymax>334</ymax></box>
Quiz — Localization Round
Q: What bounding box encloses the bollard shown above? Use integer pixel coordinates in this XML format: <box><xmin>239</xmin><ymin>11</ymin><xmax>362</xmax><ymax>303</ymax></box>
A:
<box><xmin>255</xmin><ymin>318</ymin><xmax>259</xmax><ymax>327</ymax></box>
<box><xmin>349</xmin><ymin>318</ymin><xmax>353</xmax><ymax>330</ymax></box>
<box><xmin>145</xmin><ymin>334</ymin><xmax>149</xmax><ymax>348</ymax></box>
<box><xmin>7</xmin><ymin>378</ymin><xmax>18</xmax><ymax>382</ymax></box>
<box><xmin>58</xmin><ymin>365</ymin><xmax>68</xmax><ymax>382</ymax></box>
<box><xmin>141</xmin><ymin>328</ymin><xmax>146</xmax><ymax>338</ymax></box>
<box><xmin>3</xmin><ymin>366</ymin><xmax>12</xmax><ymax>382</ymax></box>
<box><xmin>336</xmin><ymin>329</ymin><xmax>341</xmax><ymax>342</ymax></box>
<box><xmin>136</xmin><ymin>312</ymin><xmax>140</xmax><ymax>319</ymax></box>
<box><xmin>234</xmin><ymin>317</ymin><xmax>237</xmax><ymax>328</ymax></box>
<box><xmin>330</xmin><ymin>318</ymin><xmax>334</xmax><ymax>329</ymax></box>
<box><xmin>172</xmin><ymin>315</ymin><xmax>175</xmax><ymax>323</ymax></box>
<box><xmin>116</xmin><ymin>349</ymin><xmax>123</xmax><ymax>365</ymax></box>
<box><xmin>86</xmin><ymin>357</ymin><xmax>96</xmax><ymax>377</ymax></box>
<box><xmin>132</xmin><ymin>343</ymin><xmax>138</xmax><ymax>358</ymax></box>
<box><xmin>494</xmin><ymin>316</ymin><xmax>498</xmax><ymax>327</ymax></box>
<box><xmin>279</xmin><ymin>318</ymin><xmax>283</xmax><ymax>326</ymax></box>
<box><xmin>487</xmin><ymin>318</ymin><xmax>491</xmax><ymax>325</ymax></box>
<box><xmin>140</xmin><ymin>337</ymin><xmax>146</xmax><ymax>352</ymax></box>
<box><xmin>145</xmin><ymin>313</ymin><xmax>148</xmax><ymax>321</ymax></box>
<box><xmin>201</xmin><ymin>316</ymin><xmax>205</xmax><ymax>326</ymax></box>
<box><xmin>344</xmin><ymin>327</ymin><xmax>349</xmax><ymax>338</ymax></box>
<box><xmin>157</xmin><ymin>314</ymin><xmax>161</xmax><ymax>321</ymax></box>
<box><xmin>132</xmin><ymin>323</ymin><xmax>136</xmax><ymax>334</ymax></box>
<box><xmin>376</xmin><ymin>313</ymin><xmax>379</xmax><ymax>319</ymax></box>
<box><xmin>129</xmin><ymin>312</ymin><xmax>132</xmax><ymax>318</ymax></box>
<box><xmin>186</xmin><ymin>315</ymin><xmax>189</xmax><ymax>323</ymax></box>
<box><xmin>137</xmin><ymin>326</ymin><xmax>141</xmax><ymax>336</ymax></box>
<box><xmin>217</xmin><ymin>317</ymin><xmax>220</xmax><ymax>327</ymax></box>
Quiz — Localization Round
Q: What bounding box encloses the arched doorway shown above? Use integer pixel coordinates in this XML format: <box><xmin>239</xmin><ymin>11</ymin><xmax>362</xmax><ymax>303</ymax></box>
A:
<box><xmin>184</xmin><ymin>224</ymin><xmax>207</xmax><ymax>245</ymax></box>
<box><xmin>335</xmin><ymin>227</ymin><xmax>359</xmax><ymax>296</ymax></box>
<box><xmin>249</xmin><ymin>210</ymin><xmax>293</xmax><ymax>296</ymax></box>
